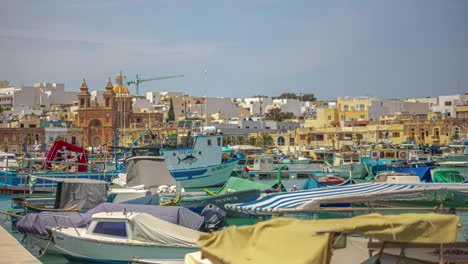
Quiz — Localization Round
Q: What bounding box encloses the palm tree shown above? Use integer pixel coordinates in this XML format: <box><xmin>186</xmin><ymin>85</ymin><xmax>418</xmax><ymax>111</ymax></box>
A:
<box><xmin>2</xmin><ymin>141</ymin><xmax>8</xmax><ymax>152</ymax></box>
<box><xmin>260</xmin><ymin>134</ymin><xmax>274</xmax><ymax>147</ymax></box>
<box><xmin>248</xmin><ymin>136</ymin><xmax>257</xmax><ymax>146</ymax></box>
<box><xmin>354</xmin><ymin>133</ymin><xmax>363</xmax><ymax>146</ymax></box>
<box><xmin>305</xmin><ymin>133</ymin><xmax>314</xmax><ymax>145</ymax></box>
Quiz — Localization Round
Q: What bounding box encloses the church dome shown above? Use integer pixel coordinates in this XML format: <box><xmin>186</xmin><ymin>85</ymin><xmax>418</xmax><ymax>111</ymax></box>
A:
<box><xmin>113</xmin><ymin>73</ymin><xmax>130</xmax><ymax>95</ymax></box>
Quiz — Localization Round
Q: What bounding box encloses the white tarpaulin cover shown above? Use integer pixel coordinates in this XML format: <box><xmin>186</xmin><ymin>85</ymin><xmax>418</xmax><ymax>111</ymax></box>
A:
<box><xmin>124</xmin><ymin>156</ymin><xmax>176</xmax><ymax>188</ymax></box>
<box><xmin>131</xmin><ymin>212</ymin><xmax>203</xmax><ymax>248</ymax></box>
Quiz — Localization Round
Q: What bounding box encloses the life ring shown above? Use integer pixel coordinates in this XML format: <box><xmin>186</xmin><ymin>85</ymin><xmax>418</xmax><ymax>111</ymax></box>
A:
<box><xmin>399</xmin><ymin>151</ymin><xmax>407</xmax><ymax>159</ymax></box>
<box><xmin>324</xmin><ymin>176</ymin><xmax>344</xmax><ymax>183</ymax></box>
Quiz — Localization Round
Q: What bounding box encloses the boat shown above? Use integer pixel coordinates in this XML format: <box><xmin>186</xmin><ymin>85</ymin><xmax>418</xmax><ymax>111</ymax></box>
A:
<box><xmin>225</xmin><ymin>182</ymin><xmax>468</xmax><ymax>215</ymax></box>
<box><xmin>193</xmin><ymin>213</ymin><xmax>463</xmax><ymax>264</ymax></box>
<box><xmin>366</xmin><ymin>166</ymin><xmax>433</xmax><ymax>183</ymax></box>
<box><xmin>21</xmin><ymin>178</ymin><xmax>108</xmax><ymax>213</ymax></box>
<box><xmin>323</xmin><ymin>151</ymin><xmax>368</xmax><ymax>179</ymax></box>
<box><xmin>161</xmin><ymin>134</ymin><xmax>240</xmax><ymax>188</ymax></box>
<box><xmin>434</xmin><ymin>144</ymin><xmax>468</xmax><ymax>163</ymax></box>
<box><xmin>50</xmin><ymin>211</ymin><xmax>204</xmax><ymax>263</ymax></box>
<box><xmin>112</xmin><ymin>156</ymin><xmax>177</xmax><ymax>190</ymax></box>
<box><xmin>163</xmin><ymin>177</ymin><xmax>270</xmax><ymax>217</ymax></box>
<box><xmin>432</xmin><ymin>169</ymin><xmax>467</xmax><ymax>183</ymax></box>
<box><xmin>17</xmin><ymin>203</ymin><xmax>211</xmax><ymax>255</ymax></box>
<box><xmin>0</xmin><ymin>141</ymin><xmax>121</xmax><ymax>193</ymax></box>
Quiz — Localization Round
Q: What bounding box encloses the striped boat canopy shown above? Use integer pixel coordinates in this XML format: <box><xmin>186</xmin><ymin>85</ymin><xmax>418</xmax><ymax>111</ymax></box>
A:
<box><xmin>225</xmin><ymin>183</ymin><xmax>468</xmax><ymax>215</ymax></box>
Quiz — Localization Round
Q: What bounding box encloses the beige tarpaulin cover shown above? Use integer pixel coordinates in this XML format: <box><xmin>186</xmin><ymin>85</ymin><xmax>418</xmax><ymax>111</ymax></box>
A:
<box><xmin>197</xmin><ymin>213</ymin><xmax>460</xmax><ymax>264</ymax></box>
<box><xmin>131</xmin><ymin>212</ymin><xmax>203</xmax><ymax>248</ymax></box>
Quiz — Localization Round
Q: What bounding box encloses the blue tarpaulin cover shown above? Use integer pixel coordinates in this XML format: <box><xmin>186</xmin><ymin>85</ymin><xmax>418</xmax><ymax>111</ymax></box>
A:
<box><xmin>17</xmin><ymin>203</ymin><xmax>204</xmax><ymax>236</ymax></box>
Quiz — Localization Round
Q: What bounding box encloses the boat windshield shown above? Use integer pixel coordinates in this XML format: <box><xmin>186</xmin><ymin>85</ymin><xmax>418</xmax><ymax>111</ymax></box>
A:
<box><xmin>93</xmin><ymin>221</ymin><xmax>128</xmax><ymax>238</ymax></box>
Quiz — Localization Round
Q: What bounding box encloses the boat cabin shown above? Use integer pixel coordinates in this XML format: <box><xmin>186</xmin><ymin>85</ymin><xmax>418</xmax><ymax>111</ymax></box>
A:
<box><xmin>82</xmin><ymin>211</ymin><xmax>202</xmax><ymax>247</ymax></box>
<box><xmin>360</xmin><ymin>148</ymin><xmax>409</xmax><ymax>163</ymax></box>
<box><xmin>162</xmin><ymin>134</ymin><xmax>224</xmax><ymax>170</ymax></box>
<box><xmin>373</xmin><ymin>173</ymin><xmax>421</xmax><ymax>183</ymax></box>
<box><xmin>86</xmin><ymin>212</ymin><xmax>134</xmax><ymax>240</ymax></box>
<box><xmin>252</xmin><ymin>156</ymin><xmax>274</xmax><ymax>171</ymax></box>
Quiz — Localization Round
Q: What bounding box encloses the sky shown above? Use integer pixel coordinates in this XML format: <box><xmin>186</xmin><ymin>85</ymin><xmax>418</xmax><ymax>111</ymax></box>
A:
<box><xmin>1</xmin><ymin>0</ymin><xmax>467</xmax><ymax>100</ymax></box>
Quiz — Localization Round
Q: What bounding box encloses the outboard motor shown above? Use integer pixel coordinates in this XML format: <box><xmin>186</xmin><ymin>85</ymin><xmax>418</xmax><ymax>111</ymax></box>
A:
<box><xmin>200</xmin><ymin>204</ymin><xmax>228</xmax><ymax>232</ymax></box>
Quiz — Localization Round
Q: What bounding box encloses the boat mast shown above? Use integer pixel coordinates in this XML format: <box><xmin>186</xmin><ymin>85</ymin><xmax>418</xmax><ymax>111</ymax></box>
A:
<box><xmin>203</xmin><ymin>68</ymin><xmax>208</xmax><ymax>132</ymax></box>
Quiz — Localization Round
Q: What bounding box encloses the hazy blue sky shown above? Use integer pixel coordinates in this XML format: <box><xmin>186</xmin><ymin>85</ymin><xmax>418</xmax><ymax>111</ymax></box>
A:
<box><xmin>1</xmin><ymin>0</ymin><xmax>467</xmax><ymax>100</ymax></box>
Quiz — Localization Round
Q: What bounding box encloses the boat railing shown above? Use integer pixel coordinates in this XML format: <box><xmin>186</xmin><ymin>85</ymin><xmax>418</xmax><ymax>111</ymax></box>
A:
<box><xmin>50</xmin><ymin>214</ymin><xmax>81</xmax><ymax>236</ymax></box>
<box><xmin>0</xmin><ymin>159</ymin><xmax>119</xmax><ymax>192</ymax></box>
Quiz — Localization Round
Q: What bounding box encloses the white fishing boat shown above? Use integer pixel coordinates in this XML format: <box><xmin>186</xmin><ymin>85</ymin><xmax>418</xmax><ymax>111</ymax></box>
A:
<box><xmin>161</xmin><ymin>134</ymin><xmax>239</xmax><ymax>188</ymax></box>
<box><xmin>50</xmin><ymin>211</ymin><xmax>203</xmax><ymax>263</ymax></box>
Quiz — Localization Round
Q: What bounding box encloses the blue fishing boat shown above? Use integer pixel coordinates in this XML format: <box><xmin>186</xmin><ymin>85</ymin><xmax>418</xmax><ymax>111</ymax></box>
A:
<box><xmin>0</xmin><ymin>141</ymin><xmax>120</xmax><ymax>193</ymax></box>
<box><xmin>161</xmin><ymin>134</ymin><xmax>240</xmax><ymax>188</ymax></box>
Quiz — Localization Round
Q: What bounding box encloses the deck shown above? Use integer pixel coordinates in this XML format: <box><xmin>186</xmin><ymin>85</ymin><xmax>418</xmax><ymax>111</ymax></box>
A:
<box><xmin>0</xmin><ymin>226</ymin><xmax>41</xmax><ymax>264</ymax></box>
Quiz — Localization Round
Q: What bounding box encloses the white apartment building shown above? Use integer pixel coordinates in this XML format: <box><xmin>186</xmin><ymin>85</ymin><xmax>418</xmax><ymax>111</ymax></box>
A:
<box><xmin>146</xmin><ymin>91</ymin><xmax>184</xmax><ymax>103</ymax></box>
<box><xmin>0</xmin><ymin>83</ymin><xmax>76</xmax><ymax>109</ymax></box>
<box><xmin>431</xmin><ymin>94</ymin><xmax>468</xmax><ymax>118</ymax></box>
<box><xmin>405</xmin><ymin>94</ymin><xmax>468</xmax><ymax>118</ymax></box>
<box><xmin>369</xmin><ymin>99</ymin><xmax>430</xmax><ymax>120</ymax></box>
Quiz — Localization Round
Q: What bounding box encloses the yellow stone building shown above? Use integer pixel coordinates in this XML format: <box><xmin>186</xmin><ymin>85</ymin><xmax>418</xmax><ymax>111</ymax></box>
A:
<box><xmin>336</xmin><ymin>96</ymin><xmax>374</xmax><ymax>123</ymax></box>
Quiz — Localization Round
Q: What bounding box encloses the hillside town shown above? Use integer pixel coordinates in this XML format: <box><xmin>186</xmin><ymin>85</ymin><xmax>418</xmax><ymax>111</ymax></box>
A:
<box><xmin>0</xmin><ymin>75</ymin><xmax>466</xmax><ymax>156</ymax></box>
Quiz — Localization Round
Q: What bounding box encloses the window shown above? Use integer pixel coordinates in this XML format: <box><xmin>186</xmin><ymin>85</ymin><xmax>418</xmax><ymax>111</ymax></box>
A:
<box><xmin>341</xmin><ymin>115</ymin><xmax>346</xmax><ymax>121</ymax></box>
<box><xmin>359</xmin><ymin>104</ymin><xmax>365</xmax><ymax>111</ymax></box>
<box><xmin>207</xmin><ymin>139</ymin><xmax>212</xmax><ymax>146</ymax></box>
<box><xmin>392</xmin><ymin>132</ymin><xmax>400</xmax><ymax>137</ymax></box>
<box><xmin>277</xmin><ymin>136</ymin><xmax>285</xmax><ymax>146</ymax></box>
<box><xmin>444</xmin><ymin>101</ymin><xmax>452</xmax><ymax>106</ymax></box>
<box><xmin>344</xmin><ymin>105</ymin><xmax>349</xmax><ymax>111</ymax></box>
<box><xmin>217</xmin><ymin>137</ymin><xmax>221</xmax><ymax>146</ymax></box>
<box><xmin>327</xmin><ymin>115</ymin><xmax>332</xmax><ymax>121</ymax></box>
<box><xmin>93</xmin><ymin>221</ymin><xmax>127</xmax><ymax>237</ymax></box>
<box><xmin>289</xmin><ymin>138</ymin><xmax>295</xmax><ymax>145</ymax></box>
<box><xmin>360</xmin><ymin>115</ymin><xmax>365</xmax><ymax>120</ymax></box>
<box><xmin>71</xmin><ymin>136</ymin><xmax>76</xmax><ymax>145</ymax></box>
<box><xmin>105</xmin><ymin>98</ymin><xmax>110</xmax><ymax>107</ymax></box>
<box><xmin>80</xmin><ymin>99</ymin><xmax>85</xmax><ymax>106</ymax></box>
